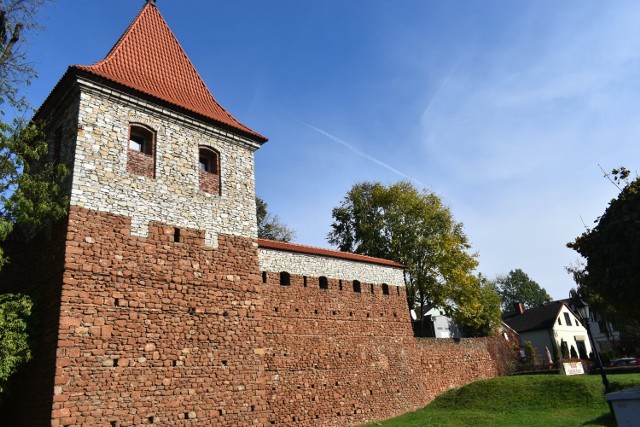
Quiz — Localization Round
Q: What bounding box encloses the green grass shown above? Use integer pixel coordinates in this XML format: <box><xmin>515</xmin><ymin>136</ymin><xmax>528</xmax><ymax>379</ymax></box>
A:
<box><xmin>361</xmin><ymin>374</ymin><xmax>640</xmax><ymax>427</ymax></box>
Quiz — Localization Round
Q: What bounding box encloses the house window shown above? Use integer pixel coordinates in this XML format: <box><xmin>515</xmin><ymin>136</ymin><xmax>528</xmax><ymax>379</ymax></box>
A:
<box><xmin>198</xmin><ymin>146</ymin><xmax>220</xmax><ymax>195</ymax></box>
<box><xmin>564</xmin><ymin>313</ymin><xmax>572</xmax><ymax>327</ymax></box>
<box><xmin>558</xmin><ymin>318</ymin><xmax>562</xmax><ymax>326</ymax></box>
<box><xmin>127</xmin><ymin>124</ymin><xmax>155</xmax><ymax>178</ymax></box>
<box><xmin>319</xmin><ymin>276</ymin><xmax>328</xmax><ymax>290</ymax></box>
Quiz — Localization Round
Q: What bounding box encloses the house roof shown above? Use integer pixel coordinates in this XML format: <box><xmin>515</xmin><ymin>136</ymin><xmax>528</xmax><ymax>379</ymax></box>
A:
<box><xmin>71</xmin><ymin>2</ymin><xmax>266</xmax><ymax>143</ymax></box>
<box><xmin>258</xmin><ymin>239</ymin><xmax>406</xmax><ymax>269</ymax></box>
<box><xmin>502</xmin><ymin>301</ymin><xmax>565</xmax><ymax>333</ymax></box>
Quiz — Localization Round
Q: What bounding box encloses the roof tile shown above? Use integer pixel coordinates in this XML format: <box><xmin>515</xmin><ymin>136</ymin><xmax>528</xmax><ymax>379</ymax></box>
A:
<box><xmin>74</xmin><ymin>3</ymin><xmax>266</xmax><ymax>142</ymax></box>
<box><xmin>258</xmin><ymin>239</ymin><xmax>406</xmax><ymax>269</ymax></box>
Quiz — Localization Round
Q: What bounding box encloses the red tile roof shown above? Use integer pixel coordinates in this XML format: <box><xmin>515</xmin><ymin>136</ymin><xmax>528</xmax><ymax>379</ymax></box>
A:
<box><xmin>258</xmin><ymin>239</ymin><xmax>406</xmax><ymax>269</ymax></box>
<box><xmin>73</xmin><ymin>2</ymin><xmax>266</xmax><ymax>143</ymax></box>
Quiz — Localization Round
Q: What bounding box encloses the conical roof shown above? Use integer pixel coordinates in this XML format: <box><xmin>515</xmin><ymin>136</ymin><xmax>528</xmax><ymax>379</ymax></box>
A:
<box><xmin>73</xmin><ymin>2</ymin><xmax>266</xmax><ymax>142</ymax></box>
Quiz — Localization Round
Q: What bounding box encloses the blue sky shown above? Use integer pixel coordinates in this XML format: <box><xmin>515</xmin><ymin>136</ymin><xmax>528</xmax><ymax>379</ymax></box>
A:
<box><xmin>24</xmin><ymin>1</ymin><xmax>640</xmax><ymax>299</ymax></box>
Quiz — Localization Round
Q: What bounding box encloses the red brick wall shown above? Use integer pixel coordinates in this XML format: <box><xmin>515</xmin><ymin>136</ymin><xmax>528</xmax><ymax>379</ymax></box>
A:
<box><xmin>260</xmin><ymin>273</ymin><xmax>510</xmax><ymax>426</ymax></box>
<box><xmin>1</xmin><ymin>208</ymin><xmax>512</xmax><ymax>426</ymax></box>
<box><xmin>199</xmin><ymin>169</ymin><xmax>220</xmax><ymax>195</ymax></box>
<box><xmin>127</xmin><ymin>149</ymin><xmax>155</xmax><ymax>178</ymax></box>
<box><xmin>50</xmin><ymin>206</ymin><xmax>266</xmax><ymax>426</ymax></box>
<box><xmin>0</xmin><ymin>221</ymin><xmax>68</xmax><ymax>426</ymax></box>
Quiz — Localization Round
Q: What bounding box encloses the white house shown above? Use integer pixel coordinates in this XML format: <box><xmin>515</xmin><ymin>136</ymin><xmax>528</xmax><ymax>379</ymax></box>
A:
<box><xmin>503</xmin><ymin>301</ymin><xmax>593</xmax><ymax>360</ymax></box>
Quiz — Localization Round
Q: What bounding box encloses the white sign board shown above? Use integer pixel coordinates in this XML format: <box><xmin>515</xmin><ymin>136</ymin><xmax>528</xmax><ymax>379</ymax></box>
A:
<box><xmin>563</xmin><ymin>362</ymin><xmax>585</xmax><ymax>376</ymax></box>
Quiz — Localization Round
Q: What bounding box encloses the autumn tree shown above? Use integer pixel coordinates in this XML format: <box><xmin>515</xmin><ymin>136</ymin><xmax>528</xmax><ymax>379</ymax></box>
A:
<box><xmin>567</xmin><ymin>167</ymin><xmax>640</xmax><ymax>322</ymax></box>
<box><xmin>493</xmin><ymin>269</ymin><xmax>551</xmax><ymax>311</ymax></box>
<box><xmin>328</xmin><ymin>181</ymin><xmax>500</xmax><ymax>336</ymax></box>
<box><xmin>256</xmin><ymin>196</ymin><xmax>295</xmax><ymax>242</ymax></box>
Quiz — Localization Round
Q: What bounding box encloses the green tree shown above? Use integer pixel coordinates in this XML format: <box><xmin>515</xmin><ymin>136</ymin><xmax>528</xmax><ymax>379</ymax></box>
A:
<box><xmin>567</xmin><ymin>168</ymin><xmax>640</xmax><ymax>322</ymax></box>
<box><xmin>523</xmin><ymin>340</ymin><xmax>538</xmax><ymax>365</ymax></box>
<box><xmin>328</xmin><ymin>181</ymin><xmax>500</xmax><ymax>336</ymax></box>
<box><xmin>256</xmin><ymin>196</ymin><xmax>295</xmax><ymax>242</ymax></box>
<box><xmin>0</xmin><ymin>293</ymin><xmax>31</xmax><ymax>393</ymax></box>
<box><xmin>451</xmin><ymin>273</ymin><xmax>502</xmax><ymax>337</ymax></box>
<box><xmin>493</xmin><ymin>269</ymin><xmax>551</xmax><ymax>311</ymax></box>
<box><xmin>0</xmin><ymin>0</ymin><xmax>64</xmax><ymax>397</ymax></box>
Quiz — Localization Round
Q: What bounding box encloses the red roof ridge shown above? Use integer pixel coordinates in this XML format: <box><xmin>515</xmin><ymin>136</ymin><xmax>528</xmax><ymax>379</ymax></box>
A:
<box><xmin>258</xmin><ymin>238</ymin><xmax>406</xmax><ymax>269</ymax></box>
<box><xmin>73</xmin><ymin>2</ymin><xmax>266</xmax><ymax>143</ymax></box>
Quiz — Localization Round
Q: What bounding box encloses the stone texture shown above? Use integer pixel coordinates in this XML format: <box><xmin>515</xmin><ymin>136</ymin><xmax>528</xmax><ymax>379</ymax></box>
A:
<box><xmin>259</xmin><ymin>248</ymin><xmax>405</xmax><ymax>285</ymax></box>
<box><xmin>71</xmin><ymin>79</ymin><xmax>260</xmax><ymax>246</ymax></box>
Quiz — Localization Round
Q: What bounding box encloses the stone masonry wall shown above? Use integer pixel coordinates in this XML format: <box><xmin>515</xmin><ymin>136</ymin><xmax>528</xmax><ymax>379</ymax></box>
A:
<box><xmin>49</xmin><ymin>206</ymin><xmax>267</xmax><ymax>426</ymax></box>
<box><xmin>1</xmin><ymin>208</ymin><xmax>512</xmax><ymax>426</ymax></box>
<box><xmin>72</xmin><ymin>79</ymin><xmax>260</xmax><ymax>246</ymax></box>
<box><xmin>260</xmin><ymin>272</ymin><xmax>510</xmax><ymax>426</ymax></box>
<box><xmin>258</xmin><ymin>248</ymin><xmax>405</xmax><ymax>285</ymax></box>
<box><xmin>0</xmin><ymin>221</ymin><xmax>68</xmax><ymax>426</ymax></box>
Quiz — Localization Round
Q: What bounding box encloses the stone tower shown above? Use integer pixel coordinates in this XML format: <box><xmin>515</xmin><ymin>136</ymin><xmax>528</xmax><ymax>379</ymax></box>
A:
<box><xmin>2</xmin><ymin>2</ymin><xmax>271</xmax><ymax>425</ymax></box>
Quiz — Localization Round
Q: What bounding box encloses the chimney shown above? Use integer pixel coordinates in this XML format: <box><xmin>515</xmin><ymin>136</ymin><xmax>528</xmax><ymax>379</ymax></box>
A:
<box><xmin>513</xmin><ymin>302</ymin><xmax>524</xmax><ymax>315</ymax></box>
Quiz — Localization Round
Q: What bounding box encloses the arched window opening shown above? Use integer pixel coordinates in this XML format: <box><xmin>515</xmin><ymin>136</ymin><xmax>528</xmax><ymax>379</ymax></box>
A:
<box><xmin>382</xmin><ymin>283</ymin><xmax>390</xmax><ymax>295</ymax></box>
<box><xmin>198</xmin><ymin>146</ymin><xmax>220</xmax><ymax>195</ymax></box>
<box><xmin>280</xmin><ymin>271</ymin><xmax>291</xmax><ymax>286</ymax></box>
<box><xmin>127</xmin><ymin>124</ymin><xmax>155</xmax><ymax>178</ymax></box>
<box><xmin>319</xmin><ymin>276</ymin><xmax>328</xmax><ymax>290</ymax></box>
<box><xmin>353</xmin><ymin>280</ymin><xmax>361</xmax><ymax>293</ymax></box>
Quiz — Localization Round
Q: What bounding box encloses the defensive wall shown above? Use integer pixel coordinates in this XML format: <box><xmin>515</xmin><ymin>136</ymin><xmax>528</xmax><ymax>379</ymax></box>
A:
<box><xmin>0</xmin><ymin>3</ymin><xmax>513</xmax><ymax>425</ymax></box>
<box><xmin>1</xmin><ymin>213</ymin><xmax>512</xmax><ymax>426</ymax></box>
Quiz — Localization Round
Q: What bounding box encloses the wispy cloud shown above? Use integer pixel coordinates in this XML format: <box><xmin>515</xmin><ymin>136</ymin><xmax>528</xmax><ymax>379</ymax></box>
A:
<box><xmin>303</xmin><ymin>122</ymin><xmax>426</xmax><ymax>187</ymax></box>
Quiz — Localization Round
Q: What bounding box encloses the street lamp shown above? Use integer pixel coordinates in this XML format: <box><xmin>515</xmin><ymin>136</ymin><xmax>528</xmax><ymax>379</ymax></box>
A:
<box><xmin>572</xmin><ymin>297</ymin><xmax>613</xmax><ymax>414</ymax></box>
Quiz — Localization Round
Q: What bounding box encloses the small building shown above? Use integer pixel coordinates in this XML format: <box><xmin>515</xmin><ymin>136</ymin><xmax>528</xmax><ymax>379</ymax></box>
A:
<box><xmin>503</xmin><ymin>301</ymin><xmax>593</xmax><ymax>360</ymax></box>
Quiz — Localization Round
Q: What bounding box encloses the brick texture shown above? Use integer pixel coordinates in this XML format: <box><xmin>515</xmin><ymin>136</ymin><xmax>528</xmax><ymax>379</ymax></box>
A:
<box><xmin>127</xmin><ymin>148</ymin><xmax>155</xmax><ymax>178</ymax></box>
<box><xmin>52</xmin><ymin>206</ymin><xmax>266</xmax><ymax>426</ymax></box>
<box><xmin>0</xmin><ymin>209</ymin><xmax>512</xmax><ymax>426</ymax></box>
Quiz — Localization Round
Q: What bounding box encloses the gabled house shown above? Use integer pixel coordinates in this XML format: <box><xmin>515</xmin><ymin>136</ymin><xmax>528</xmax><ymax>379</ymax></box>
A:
<box><xmin>503</xmin><ymin>301</ymin><xmax>593</xmax><ymax>360</ymax></box>
<box><xmin>563</xmin><ymin>299</ymin><xmax>621</xmax><ymax>354</ymax></box>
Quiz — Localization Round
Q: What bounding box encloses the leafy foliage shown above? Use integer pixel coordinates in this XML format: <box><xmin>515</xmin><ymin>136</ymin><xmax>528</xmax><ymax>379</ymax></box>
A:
<box><xmin>328</xmin><ymin>181</ymin><xmax>500</xmax><ymax>336</ymax></box>
<box><xmin>0</xmin><ymin>0</ymin><xmax>61</xmax><ymax>398</ymax></box>
<box><xmin>522</xmin><ymin>341</ymin><xmax>538</xmax><ymax>365</ymax></box>
<box><xmin>0</xmin><ymin>293</ymin><xmax>31</xmax><ymax>393</ymax></box>
<box><xmin>256</xmin><ymin>196</ymin><xmax>295</xmax><ymax>242</ymax></box>
<box><xmin>567</xmin><ymin>170</ymin><xmax>640</xmax><ymax>322</ymax></box>
<box><xmin>493</xmin><ymin>269</ymin><xmax>551</xmax><ymax>310</ymax></box>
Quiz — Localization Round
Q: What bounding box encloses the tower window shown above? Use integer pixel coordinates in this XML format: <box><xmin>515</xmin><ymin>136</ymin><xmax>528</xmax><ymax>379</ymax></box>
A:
<box><xmin>129</xmin><ymin>126</ymin><xmax>153</xmax><ymax>154</ymax></box>
<box><xmin>127</xmin><ymin>124</ymin><xmax>155</xmax><ymax>178</ymax></box>
<box><xmin>198</xmin><ymin>146</ymin><xmax>220</xmax><ymax>195</ymax></box>
<box><xmin>319</xmin><ymin>276</ymin><xmax>328</xmax><ymax>290</ymax></box>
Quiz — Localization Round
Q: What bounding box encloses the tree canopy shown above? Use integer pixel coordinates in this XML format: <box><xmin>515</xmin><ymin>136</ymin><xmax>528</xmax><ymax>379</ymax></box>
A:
<box><xmin>256</xmin><ymin>196</ymin><xmax>295</xmax><ymax>242</ymax></box>
<box><xmin>493</xmin><ymin>268</ymin><xmax>551</xmax><ymax>311</ymax></box>
<box><xmin>328</xmin><ymin>181</ymin><xmax>501</xmax><ymax>336</ymax></box>
<box><xmin>567</xmin><ymin>168</ymin><xmax>640</xmax><ymax>322</ymax></box>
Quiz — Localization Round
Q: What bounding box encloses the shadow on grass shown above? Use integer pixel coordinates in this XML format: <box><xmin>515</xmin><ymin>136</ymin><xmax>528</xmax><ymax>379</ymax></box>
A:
<box><xmin>582</xmin><ymin>413</ymin><xmax>616</xmax><ymax>426</ymax></box>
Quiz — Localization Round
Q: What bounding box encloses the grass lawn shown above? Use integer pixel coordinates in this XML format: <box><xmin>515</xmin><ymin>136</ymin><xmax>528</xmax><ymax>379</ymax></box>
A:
<box><xmin>361</xmin><ymin>373</ymin><xmax>640</xmax><ymax>427</ymax></box>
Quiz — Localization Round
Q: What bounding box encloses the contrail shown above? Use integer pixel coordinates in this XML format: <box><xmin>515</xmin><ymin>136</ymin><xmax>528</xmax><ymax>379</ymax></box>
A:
<box><xmin>423</xmin><ymin>57</ymin><xmax>461</xmax><ymax>120</ymax></box>
<box><xmin>303</xmin><ymin>123</ymin><xmax>426</xmax><ymax>188</ymax></box>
